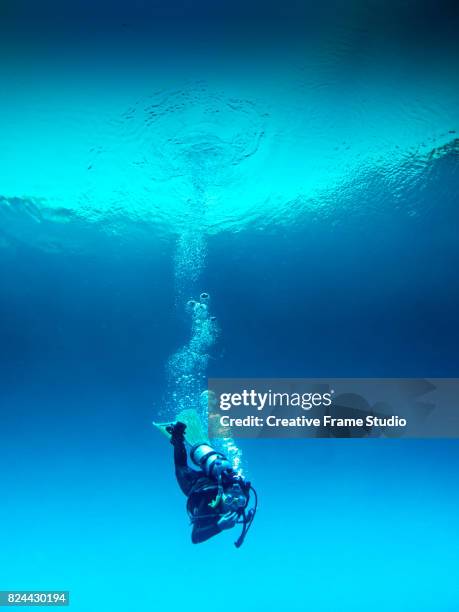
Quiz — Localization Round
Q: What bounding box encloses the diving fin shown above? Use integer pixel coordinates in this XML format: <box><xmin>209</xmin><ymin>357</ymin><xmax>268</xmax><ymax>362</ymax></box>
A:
<box><xmin>153</xmin><ymin>408</ymin><xmax>209</xmax><ymax>447</ymax></box>
<box><xmin>153</xmin><ymin>420</ymin><xmax>175</xmax><ymax>440</ymax></box>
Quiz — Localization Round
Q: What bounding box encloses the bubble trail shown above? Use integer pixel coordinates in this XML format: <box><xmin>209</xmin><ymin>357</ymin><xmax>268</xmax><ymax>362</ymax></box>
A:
<box><xmin>152</xmin><ymin>85</ymin><xmax>266</xmax><ymax>473</ymax></box>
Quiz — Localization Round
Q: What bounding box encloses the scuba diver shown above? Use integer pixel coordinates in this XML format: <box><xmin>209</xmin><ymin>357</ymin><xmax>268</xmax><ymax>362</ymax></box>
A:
<box><xmin>155</xmin><ymin>409</ymin><xmax>257</xmax><ymax>546</ymax></box>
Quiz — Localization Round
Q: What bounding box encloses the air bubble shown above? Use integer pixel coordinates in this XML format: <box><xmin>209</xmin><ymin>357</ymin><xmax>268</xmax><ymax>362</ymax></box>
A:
<box><xmin>186</xmin><ymin>299</ymin><xmax>197</xmax><ymax>312</ymax></box>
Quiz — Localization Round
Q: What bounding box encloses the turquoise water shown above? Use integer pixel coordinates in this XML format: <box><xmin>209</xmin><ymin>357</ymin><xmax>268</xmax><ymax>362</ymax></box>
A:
<box><xmin>1</xmin><ymin>4</ymin><xmax>459</xmax><ymax>611</ymax></box>
<box><xmin>2</xmin><ymin>34</ymin><xmax>458</xmax><ymax>239</ymax></box>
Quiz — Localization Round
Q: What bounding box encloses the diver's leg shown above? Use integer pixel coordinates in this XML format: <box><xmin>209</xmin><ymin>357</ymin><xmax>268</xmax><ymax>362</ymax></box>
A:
<box><xmin>175</xmin><ymin>464</ymin><xmax>200</xmax><ymax>496</ymax></box>
<box><xmin>171</xmin><ymin>438</ymin><xmax>197</xmax><ymax>497</ymax></box>
<box><xmin>173</xmin><ymin>439</ymin><xmax>200</xmax><ymax>495</ymax></box>
<box><xmin>167</xmin><ymin>422</ymin><xmax>199</xmax><ymax>496</ymax></box>
<box><xmin>173</xmin><ymin>438</ymin><xmax>188</xmax><ymax>468</ymax></box>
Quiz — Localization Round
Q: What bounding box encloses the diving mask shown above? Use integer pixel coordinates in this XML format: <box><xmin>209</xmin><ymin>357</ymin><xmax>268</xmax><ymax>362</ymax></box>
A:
<box><xmin>221</xmin><ymin>483</ymin><xmax>247</xmax><ymax>512</ymax></box>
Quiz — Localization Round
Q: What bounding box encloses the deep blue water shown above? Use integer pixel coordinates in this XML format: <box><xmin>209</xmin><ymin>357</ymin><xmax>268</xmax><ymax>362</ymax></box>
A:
<box><xmin>1</xmin><ymin>2</ymin><xmax>459</xmax><ymax>610</ymax></box>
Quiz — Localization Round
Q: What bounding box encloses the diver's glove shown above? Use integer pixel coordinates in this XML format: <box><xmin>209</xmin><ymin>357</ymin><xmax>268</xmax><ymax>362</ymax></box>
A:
<box><xmin>166</xmin><ymin>421</ymin><xmax>186</xmax><ymax>445</ymax></box>
<box><xmin>217</xmin><ymin>512</ymin><xmax>238</xmax><ymax>532</ymax></box>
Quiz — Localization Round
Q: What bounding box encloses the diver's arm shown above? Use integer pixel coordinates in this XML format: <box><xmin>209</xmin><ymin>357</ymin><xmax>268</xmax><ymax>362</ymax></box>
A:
<box><xmin>191</xmin><ymin>512</ymin><xmax>238</xmax><ymax>544</ymax></box>
<box><xmin>191</xmin><ymin>520</ymin><xmax>221</xmax><ymax>544</ymax></box>
<box><xmin>217</xmin><ymin>512</ymin><xmax>238</xmax><ymax>530</ymax></box>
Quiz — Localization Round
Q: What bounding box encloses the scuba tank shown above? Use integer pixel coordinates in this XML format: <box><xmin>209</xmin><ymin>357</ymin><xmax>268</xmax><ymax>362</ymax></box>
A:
<box><xmin>190</xmin><ymin>443</ymin><xmax>233</xmax><ymax>480</ymax></box>
<box><xmin>189</xmin><ymin>443</ymin><xmax>258</xmax><ymax>548</ymax></box>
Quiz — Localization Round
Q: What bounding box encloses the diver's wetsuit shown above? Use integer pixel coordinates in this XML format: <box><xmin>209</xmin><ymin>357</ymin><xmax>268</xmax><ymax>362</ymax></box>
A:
<box><xmin>173</xmin><ymin>437</ymin><xmax>222</xmax><ymax>544</ymax></box>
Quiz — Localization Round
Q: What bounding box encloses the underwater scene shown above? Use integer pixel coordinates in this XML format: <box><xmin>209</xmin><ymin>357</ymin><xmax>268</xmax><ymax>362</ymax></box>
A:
<box><xmin>1</xmin><ymin>1</ymin><xmax>459</xmax><ymax>610</ymax></box>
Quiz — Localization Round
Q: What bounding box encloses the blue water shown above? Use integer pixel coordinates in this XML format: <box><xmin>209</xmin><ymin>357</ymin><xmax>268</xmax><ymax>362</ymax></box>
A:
<box><xmin>1</xmin><ymin>2</ymin><xmax>459</xmax><ymax>610</ymax></box>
